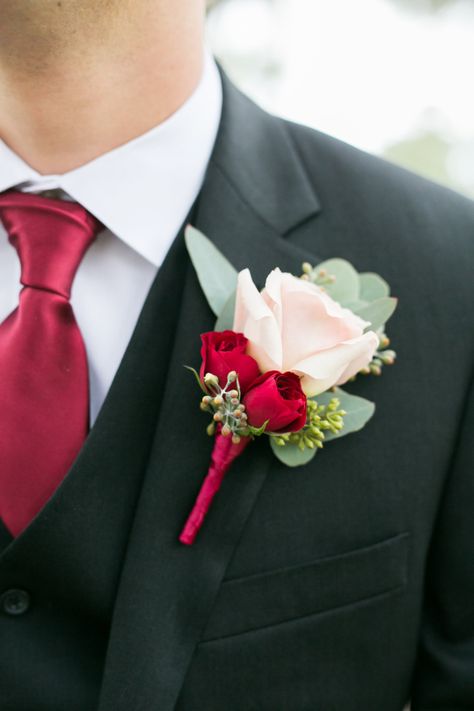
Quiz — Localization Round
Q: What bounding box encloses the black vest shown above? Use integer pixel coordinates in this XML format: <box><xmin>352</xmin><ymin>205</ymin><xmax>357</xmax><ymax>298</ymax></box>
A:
<box><xmin>0</xmin><ymin>223</ymin><xmax>191</xmax><ymax>711</ymax></box>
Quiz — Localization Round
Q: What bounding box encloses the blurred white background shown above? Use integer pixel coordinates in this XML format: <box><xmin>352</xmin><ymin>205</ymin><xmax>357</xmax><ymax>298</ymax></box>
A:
<box><xmin>207</xmin><ymin>0</ymin><xmax>474</xmax><ymax>198</ymax></box>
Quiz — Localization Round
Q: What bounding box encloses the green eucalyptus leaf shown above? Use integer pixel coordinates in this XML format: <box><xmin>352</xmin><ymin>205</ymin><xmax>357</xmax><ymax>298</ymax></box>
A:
<box><xmin>359</xmin><ymin>272</ymin><xmax>390</xmax><ymax>302</ymax></box>
<box><xmin>185</xmin><ymin>226</ymin><xmax>238</xmax><ymax>317</ymax></box>
<box><xmin>314</xmin><ymin>258</ymin><xmax>360</xmax><ymax>305</ymax></box>
<box><xmin>353</xmin><ymin>297</ymin><xmax>398</xmax><ymax>332</ymax></box>
<box><xmin>342</xmin><ymin>299</ymin><xmax>368</xmax><ymax>312</ymax></box>
<box><xmin>215</xmin><ymin>290</ymin><xmax>237</xmax><ymax>331</ymax></box>
<box><xmin>315</xmin><ymin>388</ymin><xmax>375</xmax><ymax>442</ymax></box>
<box><xmin>270</xmin><ymin>438</ymin><xmax>318</xmax><ymax>468</ymax></box>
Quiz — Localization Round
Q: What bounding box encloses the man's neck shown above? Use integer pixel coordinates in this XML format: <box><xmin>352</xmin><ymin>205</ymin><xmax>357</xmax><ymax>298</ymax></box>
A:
<box><xmin>0</xmin><ymin>1</ymin><xmax>205</xmax><ymax>175</ymax></box>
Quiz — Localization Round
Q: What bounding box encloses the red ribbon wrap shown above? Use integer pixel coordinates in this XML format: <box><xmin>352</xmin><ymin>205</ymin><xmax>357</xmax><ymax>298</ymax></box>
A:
<box><xmin>179</xmin><ymin>432</ymin><xmax>250</xmax><ymax>545</ymax></box>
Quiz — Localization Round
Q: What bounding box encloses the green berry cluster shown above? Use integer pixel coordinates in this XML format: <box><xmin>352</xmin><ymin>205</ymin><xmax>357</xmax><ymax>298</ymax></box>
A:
<box><xmin>359</xmin><ymin>334</ymin><xmax>397</xmax><ymax>377</ymax></box>
<box><xmin>272</xmin><ymin>397</ymin><xmax>346</xmax><ymax>452</ymax></box>
<box><xmin>301</xmin><ymin>262</ymin><xmax>336</xmax><ymax>287</ymax></box>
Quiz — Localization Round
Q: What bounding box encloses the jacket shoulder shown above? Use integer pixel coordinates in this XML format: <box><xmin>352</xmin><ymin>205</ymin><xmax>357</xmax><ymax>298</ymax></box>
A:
<box><xmin>278</xmin><ymin>118</ymin><xmax>474</xmax><ymax>346</ymax></box>
<box><xmin>282</xmin><ymin>118</ymin><xmax>474</xmax><ymax>243</ymax></box>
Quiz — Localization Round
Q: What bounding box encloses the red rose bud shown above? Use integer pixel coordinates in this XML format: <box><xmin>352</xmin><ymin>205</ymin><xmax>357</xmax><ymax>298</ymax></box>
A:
<box><xmin>243</xmin><ymin>371</ymin><xmax>307</xmax><ymax>434</ymax></box>
<box><xmin>200</xmin><ymin>331</ymin><xmax>261</xmax><ymax>393</ymax></box>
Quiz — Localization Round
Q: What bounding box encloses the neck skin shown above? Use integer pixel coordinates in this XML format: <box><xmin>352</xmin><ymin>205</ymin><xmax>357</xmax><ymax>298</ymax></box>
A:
<box><xmin>0</xmin><ymin>1</ymin><xmax>206</xmax><ymax>174</ymax></box>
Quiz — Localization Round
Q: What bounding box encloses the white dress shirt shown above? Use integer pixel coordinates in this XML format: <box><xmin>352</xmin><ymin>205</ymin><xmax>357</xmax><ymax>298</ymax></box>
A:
<box><xmin>0</xmin><ymin>51</ymin><xmax>222</xmax><ymax>424</ymax></box>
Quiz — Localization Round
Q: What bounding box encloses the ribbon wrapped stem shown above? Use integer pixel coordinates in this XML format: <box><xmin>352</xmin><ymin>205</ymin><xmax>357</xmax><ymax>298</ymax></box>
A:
<box><xmin>179</xmin><ymin>431</ymin><xmax>250</xmax><ymax>545</ymax></box>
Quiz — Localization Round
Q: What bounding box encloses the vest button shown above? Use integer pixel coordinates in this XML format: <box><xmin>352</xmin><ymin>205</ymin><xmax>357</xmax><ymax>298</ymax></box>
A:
<box><xmin>1</xmin><ymin>589</ymin><xmax>31</xmax><ymax>616</ymax></box>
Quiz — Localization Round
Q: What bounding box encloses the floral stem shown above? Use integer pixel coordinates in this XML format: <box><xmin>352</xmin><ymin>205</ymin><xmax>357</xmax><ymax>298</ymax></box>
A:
<box><xmin>179</xmin><ymin>431</ymin><xmax>251</xmax><ymax>545</ymax></box>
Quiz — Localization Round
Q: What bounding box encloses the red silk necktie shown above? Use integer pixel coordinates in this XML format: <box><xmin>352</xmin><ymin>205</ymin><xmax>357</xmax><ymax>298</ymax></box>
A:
<box><xmin>0</xmin><ymin>190</ymin><xmax>102</xmax><ymax>537</ymax></box>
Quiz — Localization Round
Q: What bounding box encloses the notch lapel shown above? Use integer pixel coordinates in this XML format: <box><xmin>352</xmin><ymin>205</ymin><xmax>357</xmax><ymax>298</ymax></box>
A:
<box><xmin>98</xmin><ymin>72</ymin><xmax>322</xmax><ymax>711</ymax></box>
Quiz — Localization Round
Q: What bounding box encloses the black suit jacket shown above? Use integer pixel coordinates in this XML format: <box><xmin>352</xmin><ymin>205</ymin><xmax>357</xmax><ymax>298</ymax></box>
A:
<box><xmin>1</xmin><ymin>71</ymin><xmax>473</xmax><ymax>711</ymax></box>
<box><xmin>97</xmin><ymin>72</ymin><xmax>474</xmax><ymax>710</ymax></box>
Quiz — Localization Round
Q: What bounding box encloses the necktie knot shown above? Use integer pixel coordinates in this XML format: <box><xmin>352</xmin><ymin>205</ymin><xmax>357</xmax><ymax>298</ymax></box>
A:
<box><xmin>0</xmin><ymin>190</ymin><xmax>102</xmax><ymax>299</ymax></box>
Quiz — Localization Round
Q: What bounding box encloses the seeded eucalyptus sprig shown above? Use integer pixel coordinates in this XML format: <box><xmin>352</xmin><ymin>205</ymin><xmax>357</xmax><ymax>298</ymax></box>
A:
<box><xmin>301</xmin><ymin>262</ymin><xmax>336</xmax><ymax>288</ymax></box>
<box><xmin>271</xmin><ymin>397</ymin><xmax>346</xmax><ymax>452</ymax></box>
<box><xmin>197</xmin><ymin>370</ymin><xmax>267</xmax><ymax>444</ymax></box>
<box><xmin>359</xmin><ymin>333</ymin><xmax>397</xmax><ymax>377</ymax></box>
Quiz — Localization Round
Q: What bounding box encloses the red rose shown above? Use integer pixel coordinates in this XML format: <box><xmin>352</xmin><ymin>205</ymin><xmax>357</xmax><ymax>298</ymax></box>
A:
<box><xmin>243</xmin><ymin>371</ymin><xmax>307</xmax><ymax>434</ymax></box>
<box><xmin>200</xmin><ymin>331</ymin><xmax>261</xmax><ymax>393</ymax></box>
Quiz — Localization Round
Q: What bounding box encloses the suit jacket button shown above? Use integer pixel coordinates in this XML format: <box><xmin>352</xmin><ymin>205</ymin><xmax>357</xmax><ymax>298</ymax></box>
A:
<box><xmin>1</xmin><ymin>589</ymin><xmax>31</xmax><ymax>616</ymax></box>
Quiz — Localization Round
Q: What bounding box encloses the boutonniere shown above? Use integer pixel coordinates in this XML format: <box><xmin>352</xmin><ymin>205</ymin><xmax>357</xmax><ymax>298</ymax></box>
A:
<box><xmin>179</xmin><ymin>227</ymin><xmax>398</xmax><ymax>545</ymax></box>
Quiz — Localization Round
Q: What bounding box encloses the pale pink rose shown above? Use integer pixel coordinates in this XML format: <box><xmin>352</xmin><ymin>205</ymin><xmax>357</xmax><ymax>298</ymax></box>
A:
<box><xmin>233</xmin><ymin>268</ymin><xmax>379</xmax><ymax>397</ymax></box>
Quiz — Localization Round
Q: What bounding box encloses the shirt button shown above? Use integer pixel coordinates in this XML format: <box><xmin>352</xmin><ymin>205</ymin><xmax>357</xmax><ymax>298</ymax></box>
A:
<box><xmin>1</xmin><ymin>589</ymin><xmax>31</xmax><ymax>616</ymax></box>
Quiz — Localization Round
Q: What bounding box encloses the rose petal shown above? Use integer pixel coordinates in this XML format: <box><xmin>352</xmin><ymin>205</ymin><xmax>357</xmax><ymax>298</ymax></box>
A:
<box><xmin>335</xmin><ymin>331</ymin><xmax>380</xmax><ymax>386</ymax></box>
<box><xmin>243</xmin><ymin>371</ymin><xmax>307</xmax><ymax>433</ymax></box>
<box><xmin>199</xmin><ymin>331</ymin><xmax>261</xmax><ymax>392</ymax></box>
<box><xmin>293</xmin><ymin>331</ymin><xmax>379</xmax><ymax>396</ymax></box>
<box><xmin>233</xmin><ymin>269</ymin><xmax>283</xmax><ymax>372</ymax></box>
<box><xmin>261</xmin><ymin>268</ymin><xmax>284</xmax><ymax>331</ymax></box>
<box><xmin>278</xmin><ymin>274</ymin><xmax>367</xmax><ymax>367</ymax></box>
<box><xmin>259</xmin><ymin>271</ymin><xmax>368</xmax><ymax>369</ymax></box>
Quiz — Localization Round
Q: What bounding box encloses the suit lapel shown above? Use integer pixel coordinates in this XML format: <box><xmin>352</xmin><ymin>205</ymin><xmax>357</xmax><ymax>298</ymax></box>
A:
<box><xmin>98</xmin><ymin>72</ymin><xmax>322</xmax><ymax>711</ymax></box>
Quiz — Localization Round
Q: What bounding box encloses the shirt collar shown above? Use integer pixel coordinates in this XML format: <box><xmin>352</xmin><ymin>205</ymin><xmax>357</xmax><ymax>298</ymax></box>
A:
<box><xmin>0</xmin><ymin>51</ymin><xmax>223</xmax><ymax>267</ymax></box>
